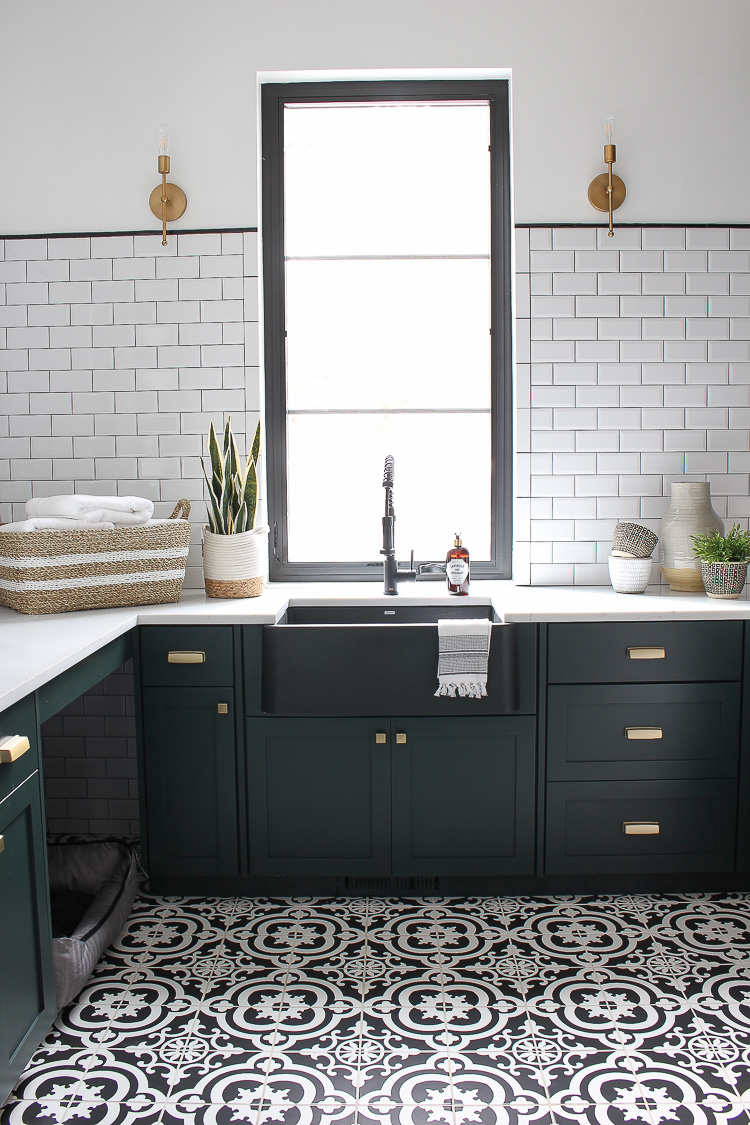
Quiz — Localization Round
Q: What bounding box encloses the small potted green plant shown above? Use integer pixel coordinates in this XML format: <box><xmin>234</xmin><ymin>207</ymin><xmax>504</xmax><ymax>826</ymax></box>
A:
<box><xmin>201</xmin><ymin>417</ymin><xmax>267</xmax><ymax>598</ymax></box>
<box><xmin>691</xmin><ymin>524</ymin><xmax>750</xmax><ymax>599</ymax></box>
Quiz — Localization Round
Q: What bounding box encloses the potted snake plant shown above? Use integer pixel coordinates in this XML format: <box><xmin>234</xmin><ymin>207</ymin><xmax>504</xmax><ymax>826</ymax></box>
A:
<box><xmin>201</xmin><ymin>417</ymin><xmax>267</xmax><ymax>598</ymax></box>
<box><xmin>691</xmin><ymin>524</ymin><xmax>750</xmax><ymax>600</ymax></box>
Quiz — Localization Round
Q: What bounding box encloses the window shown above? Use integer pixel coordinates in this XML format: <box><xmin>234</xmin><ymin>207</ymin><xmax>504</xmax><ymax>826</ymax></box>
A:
<box><xmin>261</xmin><ymin>78</ymin><xmax>512</xmax><ymax>580</ymax></box>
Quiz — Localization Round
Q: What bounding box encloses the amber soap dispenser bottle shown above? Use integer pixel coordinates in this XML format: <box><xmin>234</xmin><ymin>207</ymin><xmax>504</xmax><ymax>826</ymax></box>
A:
<box><xmin>446</xmin><ymin>532</ymin><xmax>470</xmax><ymax>595</ymax></box>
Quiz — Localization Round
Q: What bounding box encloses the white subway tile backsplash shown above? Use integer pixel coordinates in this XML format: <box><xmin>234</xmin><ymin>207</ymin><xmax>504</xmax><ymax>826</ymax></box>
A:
<box><xmin>70</xmin><ymin>259</ymin><xmax>113</xmax><ymax>282</ymax></box>
<box><xmin>27</xmin><ymin>260</ymin><xmax>69</xmax><ymax>283</ymax></box>
<box><xmin>597</xmin><ymin>273</ymin><xmax>642</xmax><ymax>295</ymax></box>
<box><xmin>599</xmin><ymin>228</ymin><xmax>642</xmax><ymax>250</ymax></box>
<box><xmin>553</xmin><ymin>229</ymin><xmax>596</xmax><ymax>251</ymax></box>
<box><xmin>619</xmin><ymin>251</ymin><xmax>664</xmax><ymax>273</ymax></box>
<box><xmin>156</xmin><ymin>257</ymin><xmax>200</xmax><ymax>279</ymax></box>
<box><xmin>552</xmin><ymin>273</ymin><xmax>597</xmax><ymax>295</ymax></box>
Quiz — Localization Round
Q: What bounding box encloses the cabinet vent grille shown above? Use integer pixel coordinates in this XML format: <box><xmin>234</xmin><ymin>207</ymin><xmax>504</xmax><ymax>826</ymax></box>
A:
<box><xmin>339</xmin><ymin>876</ymin><xmax>440</xmax><ymax>895</ymax></box>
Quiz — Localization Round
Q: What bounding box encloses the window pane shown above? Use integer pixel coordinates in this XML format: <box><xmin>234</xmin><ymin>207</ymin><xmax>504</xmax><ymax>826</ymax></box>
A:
<box><xmin>286</xmin><ymin>258</ymin><xmax>491</xmax><ymax>412</ymax></box>
<box><xmin>284</xmin><ymin>103</ymin><xmax>491</xmax><ymax>257</ymax></box>
<box><xmin>286</xmin><ymin>413</ymin><xmax>491</xmax><ymax>562</ymax></box>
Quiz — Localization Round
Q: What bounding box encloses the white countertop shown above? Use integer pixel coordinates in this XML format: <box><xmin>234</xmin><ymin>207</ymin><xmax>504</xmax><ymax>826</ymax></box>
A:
<box><xmin>2</xmin><ymin>580</ymin><xmax>749</xmax><ymax>712</ymax></box>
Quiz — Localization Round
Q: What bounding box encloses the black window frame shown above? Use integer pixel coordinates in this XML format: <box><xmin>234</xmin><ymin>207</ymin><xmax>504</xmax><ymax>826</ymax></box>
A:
<box><xmin>261</xmin><ymin>78</ymin><xmax>513</xmax><ymax>581</ymax></box>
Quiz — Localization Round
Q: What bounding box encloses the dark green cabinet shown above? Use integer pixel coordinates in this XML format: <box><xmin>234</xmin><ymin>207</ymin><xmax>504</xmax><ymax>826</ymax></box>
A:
<box><xmin>391</xmin><ymin>717</ymin><xmax>536</xmax><ymax>875</ymax></box>
<box><xmin>246</xmin><ymin>718</ymin><xmax>391</xmax><ymax>875</ymax></box>
<box><xmin>141</xmin><ymin>687</ymin><xmax>239</xmax><ymax>880</ymax></box>
<box><xmin>245</xmin><ymin>716</ymin><xmax>536</xmax><ymax>878</ymax></box>
<box><xmin>0</xmin><ymin>697</ymin><xmax>55</xmax><ymax>1107</ymax></box>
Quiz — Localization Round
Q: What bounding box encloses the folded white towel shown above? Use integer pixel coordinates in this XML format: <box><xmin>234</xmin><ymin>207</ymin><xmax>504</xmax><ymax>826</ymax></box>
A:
<box><xmin>26</xmin><ymin>494</ymin><xmax>154</xmax><ymax>525</ymax></box>
<box><xmin>434</xmin><ymin>617</ymin><xmax>492</xmax><ymax>699</ymax></box>
<box><xmin>0</xmin><ymin>518</ymin><xmax>116</xmax><ymax>533</ymax></box>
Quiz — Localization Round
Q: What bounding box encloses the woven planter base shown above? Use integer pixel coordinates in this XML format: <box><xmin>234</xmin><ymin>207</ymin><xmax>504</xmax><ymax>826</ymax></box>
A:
<box><xmin>204</xmin><ymin>575</ymin><xmax>265</xmax><ymax>599</ymax></box>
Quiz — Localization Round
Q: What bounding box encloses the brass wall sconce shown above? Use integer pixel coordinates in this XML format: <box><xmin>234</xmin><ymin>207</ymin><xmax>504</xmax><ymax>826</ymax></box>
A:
<box><xmin>588</xmin><ymin>114</ymin><xmax>626</xmax><ymax>237</ymax></box>
<box><xmin>149</xmin><ymin>125</ymin><xmax>187</xmax><ymax>245</ymax></box>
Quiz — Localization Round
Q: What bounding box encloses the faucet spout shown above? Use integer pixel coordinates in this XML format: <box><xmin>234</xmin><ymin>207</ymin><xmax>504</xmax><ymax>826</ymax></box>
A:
<box><xmin>381</xmin><ymin>455</ymin><xmax>397</xmax><ymax>594</ymax></box>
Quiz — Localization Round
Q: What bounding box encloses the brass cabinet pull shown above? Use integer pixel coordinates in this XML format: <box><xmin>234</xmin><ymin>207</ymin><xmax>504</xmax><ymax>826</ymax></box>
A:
<box><xmin>375</xmin><ymin>732</ymin><xmax>387</xmax><ymax>744</ymax></box>
<box><xmin>627</xmin><ymin>646</ymin><xmax>666</xmax><ymax>660</ymax></box>
<box><xmin>217</xmin><ymin>703</ymin><xmax>228</xmax><ymax>715</ymax></box>
<box><xmin>625</xmin><ymin>727</ymin><xmax>663</xmax><ymax>740</ymax></box>
<box><xmin>395</xmin><ymin>732</ymin><xmax>407</xmax><ymax>745</ymax></box>
<box><xmin>623</xmin><ymin>821</ymin><xmax>660</xmax><ymax>835</ymax></box>
<box><xmin>0</xmin><ymin>835</ymin><xmax>4</xmax><ymax>855</ymax></box>
<box><xmin>0</xmin><ymin>735</ymin><xmax>30</xmax><ymax>763</ymax></box>
<box><xmin>168</xmin><ymin>651</ymin><xmax>206</xmax><ymax>664</ymax></box>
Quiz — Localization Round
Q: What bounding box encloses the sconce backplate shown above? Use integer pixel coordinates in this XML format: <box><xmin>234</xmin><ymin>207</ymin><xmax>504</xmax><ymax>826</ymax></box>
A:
<box><xmin>588</xmin><ymin>173</ymin><xmax>626</xmax><ymax>212</ymax></box>
<box><xmin>149</xmin><ymin>183</ymin><xmax>188</xmax><ymax>222</ymax></box>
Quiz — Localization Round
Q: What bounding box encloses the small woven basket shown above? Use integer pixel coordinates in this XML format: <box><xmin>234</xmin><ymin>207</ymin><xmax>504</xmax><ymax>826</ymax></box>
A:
<box><xmin>0</xmin><ymin>500</ymin><xmax>191</xmax><ymax>615</ymax></box>
<box><xmin>611</xmin><ymin>521</ymin><xmax>658</xmax><ymax>559</ymax></box>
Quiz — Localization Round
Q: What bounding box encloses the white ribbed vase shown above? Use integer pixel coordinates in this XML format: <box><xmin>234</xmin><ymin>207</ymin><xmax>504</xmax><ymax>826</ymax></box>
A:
<box><xmin>202</xmin><ymin>524</ymin><xmax>269</xmax><ymax>599</ymax></box>
<box><xmin>658</xmin><ymin>482</ymin><xmax>724</xmax><ymax>592</ymax></box>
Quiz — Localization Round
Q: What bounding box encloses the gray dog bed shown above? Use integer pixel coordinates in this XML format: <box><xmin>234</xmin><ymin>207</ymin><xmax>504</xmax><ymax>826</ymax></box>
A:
<box><xmin>47</xmin><ymin>840</ymin><xmax>138</xmax><ymax>1010</ymax></box>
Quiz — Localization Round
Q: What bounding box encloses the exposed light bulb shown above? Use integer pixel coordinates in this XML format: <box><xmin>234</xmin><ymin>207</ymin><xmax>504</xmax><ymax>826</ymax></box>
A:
<box><xmin>602</xmin><ymin>114</ymin><xmax>616</xmax><ymax>145</ymax></box>
<box><xmin>156</xmin><ymin>125</ymin><xmax>170</xmax><ymax>156</ymax></box>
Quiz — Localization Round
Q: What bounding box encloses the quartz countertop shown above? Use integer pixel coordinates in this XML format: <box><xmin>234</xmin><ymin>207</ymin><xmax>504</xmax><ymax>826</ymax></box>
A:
<box><xmin>2</xmin><ymin>580</ymin><xmax>749</xmax><ymax>712</ymax></box>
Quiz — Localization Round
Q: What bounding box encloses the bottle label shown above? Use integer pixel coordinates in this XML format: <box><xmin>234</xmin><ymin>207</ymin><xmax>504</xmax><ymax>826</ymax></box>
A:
<box><xmin>447</xmin><ymin>559</ymin><xmax>469</xmax><ymax>585</ymax></box>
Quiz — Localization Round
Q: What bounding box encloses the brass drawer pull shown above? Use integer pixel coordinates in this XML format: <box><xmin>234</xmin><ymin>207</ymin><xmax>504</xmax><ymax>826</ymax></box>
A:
<box><xmin>375</xmin><ymin>732</ymin><xmax>387</xmax><ymax>744</ymax></box>
<box><xmin>168</xmin><ymin>651</ymin><xmax>206</xmax><ymax>664</ymax></box>
<box><xmin>217</xmin><ymin>703</ymin><xmax>228</xmax><ymax>715</ymax></box>
<box><xmin>625</xmin><ymin>727</ymin><xmax>663</xmax><ymax>740</ymax></box>
<box><xmin>395</xmin><ymin>732</ymin><xmax>407</xmax><ymax>745</ymax></box>
<box><xmin>623</xmin><ymin>821</ymin><xmax>660</xmax><ymax>835</ymax></box>
<box><xmin>0</xmin><ymin>834</ymin><xmax>4</xmax><ymax>855</ymax></box>
<box><xmin>627</xmin><ymin>646</ymin><xmax>666</xmax><ymax>660</ymax></box>
<box><xmin>0</xmin><ymin>735</ymin><xmax>30</xmax><ymax>763</ymax></box>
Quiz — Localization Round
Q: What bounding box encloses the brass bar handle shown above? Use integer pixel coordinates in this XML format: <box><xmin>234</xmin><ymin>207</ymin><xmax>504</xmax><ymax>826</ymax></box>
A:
<box><xmin>625</xmin><ymin>727</ymin><xmax>663</xmax><ymax>740</ymax></box>
<box><xmin>0</xmin><ymin>735</ymin><xmax>30</xmax><ymax>763</ymax></box>
<box><xmin>623</xmin><ymin>821</ymin><xmax>660</xmax><ymax>835</ymax></box>
<box><xmin>0</xmin><ymin>835</ymin><xmax>4</xmax><ymax>855</ymax></box>
<box><xmin>217</xmin><ymin>703</ymin><xmax>228</xmax><ymax>715</ymax></box>
<box><xmin>627</xmin><ymin>646</ymin><xmax>666</xmax><ymax>661</ymax></box>
<box><xmin>375</xmin><ymin>732</ymin><xmax>387</xmax><ymax>744</ymax></box>
<box><xmin>395</xmin><ymin>732</ymin><xmax>407</xmax><ymax>745</ymax></box>
<box><xmin>168</xmin><ymin>651</ymin><xmax>206</xmax><ymax>664</ymax></box>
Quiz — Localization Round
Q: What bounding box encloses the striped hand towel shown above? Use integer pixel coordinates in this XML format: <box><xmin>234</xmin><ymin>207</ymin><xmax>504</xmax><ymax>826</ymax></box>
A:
<box><xmin>434</xmin><ymin>618</ymin><xmax>492</xmax><ymax>698</ymax></box>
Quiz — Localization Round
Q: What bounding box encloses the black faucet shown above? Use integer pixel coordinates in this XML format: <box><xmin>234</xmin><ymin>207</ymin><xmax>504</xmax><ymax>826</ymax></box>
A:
<box><xmin>380</xmin><ymin>455</ymin><xmax>416</xmax><ymax>595</ymax></box>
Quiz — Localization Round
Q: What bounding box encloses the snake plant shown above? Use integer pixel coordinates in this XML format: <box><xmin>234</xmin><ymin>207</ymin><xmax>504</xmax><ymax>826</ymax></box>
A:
<box><xmin>201</xmin><ymin>417</ymin><xmax>261</xmax><ymax>534</ymax></box>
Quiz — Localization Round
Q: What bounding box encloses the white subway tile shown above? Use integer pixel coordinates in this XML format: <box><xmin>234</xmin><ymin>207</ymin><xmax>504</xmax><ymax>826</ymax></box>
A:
<box><xmin>28</xmin><ymin>304</ymin><xmax>68</xmax><ymax>326</ymax></box>
<box><xmin>575</xmin><ymin>474</ymin><xmax>619</xmax><ymax>496</ymax></box>
<box><xmin>553</xmin><ymin>407</ymin><xmax>598</xmax><ymax>430</ymax></box>
<box><xmin>8</xmin><ymin>371</ymin><xmax>48</xmax><ymax>393</ymax></box>
<box><xmin>596</xmin><ymin>497</ymin><xmax>642</xmax><ymax>520</ymax></box>
<box><xmin>575</xmin><ymin>250</ymin><xmax>618</xmax><ymax>273</ymax></box>
<box><xmin>664</xmin><ymin>385</ymin><xmax>706</xmax><ymax>407</ymax></box>
<box><xmin>552</xmin><ymin>362</ymin><xmax>597</xmax><ymax>385</ymax></box>
<box><xmin>708</xmin><ymin>472</ymin><xmax>750</xmax><ymax>496</ymax></box>
<box><xmin>710</xmin><ymin>251</ymin><xmax>750</xmax><ymax>272</ymax></box>
<box><xmin>685</xmin><ymin>362</ymin><xmax>727</xmax><ymax>384</ymax></box>
<box><xmin>136</xmin><ymin>323</ymin><xmax>179</xmax><ymax>347</ymax></box>
<box><xmin>531</xmin><ymin>520</ymin><xmax>573</xmax><ymax>542</ymax></box>
<box><xmin>531</xmin><ymin>431</ymin><xmax>576</xmax><ymax>453</ymax></box>
<box><xmin>641</xmin><ymin>318</ymin><xmax>685</xmax><ymax>340</ymax></box>
<box><xmin>710</xmin><ymin>296</ymin><xmax>750</xmax><ymax>317</ymax></box>
<box><xmin>49</xmin><ymin>281</ymin><xmax>91</xmax><ymax>304</ymax></box>
<box><xmin>201</xmin><ymin>389</ymin><xmax>246</xmax><ymax>413</ymax></box>
<box><xmin>159</xmin><ymin>389</ymin><xmax>202</xmax><ymax>412</ymax></box>
<box><xmin>50</xmin><ymin>326</ymin><xmax>92</xmax><ymax>349</ymax></box>
<box><xmin>529</xmin><ymin>229</ymin><xmax>552</xmax><ymax>251</ymax></box>
<box><xmin>530</xmin><ymin>362</ymin><xmax>551</xmax><ymax>386</ymax></box>
<box><xmin>7</xmin><ymin>326</ymin><xmax>49</xmax><ymax>349</ymax></box>
<box><xmin>91</xmin><ymin>280</ymin><xmax>134</xmax><ymax>303</ymax></box>
<box><xmin>136</xmin><ymin>412</ymin><xmax>178</xmax><ymax>435</ymax></box>
<box><xmin>93</xmin><ymin>325</ymin><xmax>136</xmax><ymax>348</ymax></box>
<box><xmin>52</xmin><ymin>414</ymin><xmax>93</xmax><ymax>436</ymax></box>
<box><xmin>575</xmin><ymin>341</ymin><xmax>620</xmax><ymax>362</ymax></box>
<box><xmin>116</xmin><ymin>436</ymin><xmax>160</xmax><ymax>457</ymax></box>
<box><xmin>222</xmin><ymin>324</ymin><xmax>245</xmax><ymax>347</ymax></box>
<box><xmin>115</xmin><ymin>346</ymin><xmax>157</xmax><ymax>369</ymax></box>
<box><xmin>665</xmin><ymin>251</ymin><xmax>707</xmax><ymax>272</ymax></box>
<box><xmin>597</xmin><ymin>407</ymin><xmax>641</xmax><ymax>429</ymax></box>
<box><xmin>4</xmin><ymin>392</ymin><xmax>30</xmax><ymax>413</ymax></box>
<box><xmin>597</xmin><ymin>452</ymin><xmax>640</xmax><ymax>474</ymax></box>
<box><xmin>114</xmin><ymin>303</ymin><xmax>155</xmax><ymax>324</ymax></box>
<box><xmin>91</xmin><ymin>236</ymin><xmax>133</xmax><ymax>258</ymax></box>
<box><xmin>528</xmin><ymin>542</ymin><xmax>552</xmax><ymax>563</ymax></box>
<box><xmin>570</xmin><ymin>431</ymin><xmax>621</xmax><ymax>452</ymax></box>
<box><xmin>641</xmin><ymin>407</ymin><xmax>685</xmax><ymax>429</ymax></box>
<box><xmin>730</xmin><ymin>407</ymin><xmax>750</xmax><ymax>427</ymax></box>
<box><xmin>51</xmin><ymin>370</ymin><xmax>92</xmax><ymax>392</ymax></box>
<box><xmin>574</xmin><ymin>563</ymin><xmax>610</xmax><ymax>585</ymax></box>
<box><xmin>530</xmin><ymin>341</ymin><xmax>576</xmax><ymax>363</ymax></box>
<box><xmin>222</xmin><ymin>233</ymin><xmax>243</xmax><ymax>255</ymax></box>
<box><xmin>200</xmin><ymin>255</ymin><xmax>244</xmax><ymax>278</ymax></box>
<box><xmin>135</xmin><ymin>279</ymin><xmax>178</xmax><ymax>303</ymax></box>
<box><xmin>620</xmin><ymin>251</ymin><xmax>664</xmax><ymax>273</ymax></box>
<box><xmin>641</xmin><ymin>228</ymin><xmax>685</xmax><ymax>250</ymax></box>
<box><xmin>514</xmin><ymin>273</ymin><xmax>530</xmax><ymax>318</ymax></box>
<box><xmin>0</xmin><ymin>305</ymin><xmax>28</xmax><ymax>326</ymax></box>
<box><xmin>27</xmin><ymin>260</ymin><xmax>69</xmax><ymax>283</ymax></box>
<box><xmin>113</xmin><ymin>257</ymin><xmax>155</xmax><ymax>281</ymax></box>
<box><xmin>514</xmin><ymin>227</ymin><xmax>530</xmax><ymax>271</ymax></box>
<box><xmin>709</xmin><ymin>341</ymin><xmax>750</xmax><ymax>362</ymax></box>
<box><xmin>73</xmin><ymin>304</ymin><xmax>113</xmax><ymax>326</ymax></box>
<box><xmin>30</xmin><ymin>391</ymin><xmax>69</xmax><ymax>414</ymax></box>
<box><xmin>553</xmin><ymin>497</ymin><xmax>598</xmax><ymax>518</ymax></box>
<box><xmin>531</xmin><ymin>295</ymin><xmax>575</xmax><ymax>317</ymax></box>
<box><xmin>12</xmin><ymin>459</ymin><xmax>53</xmax><ymax>480</ymax></box>
<box><xmin>531</xmin><ymin>250</ymin><xmax>574</xmax><ymax>273</ymax></box>
<box><xmin>620</xmin><ymin>296</ymin><xmax>664</xmax><ymax>317</ymax></box>
<box><xmin>0</xmin><ymin>350</ymin><xmax>29</xmax><ymax>371</ymax></box>
<box><xmin>553</xmin><ymin>317</ymin><xmax>597</xmax><ymax>340</ymax></box>
<box><xmin>664</xmin><ymin>341</ymin><xmax>707</xmax><ymax>361</ymax></box>
<box><xmin>94</xmin><ymin>457</ymin><xmax>137</xmax><ymax>479</ymax></box>
<box><xmin>531</xmin><ymin>407</ymin><xmax>553</xmax><ymax>430</ymax></box>
<box><xmin>597</xmin><ymin>318</ymin><xmax>642</xmax><ymax>340</ymax></box>
<box><xmin>157</xmin><ymin>300</ymin><xmax>201</xmax><ymax>323</ymax></box>
<box><xmin>575</xmin><ymin>519</ymin><xmax>617</xmax><ymax>541</ymax></box>
<box><xmin>731</xmin><ymin>275</ymin><xmax>750</xmax><ymax>295</ymax></box>
<box><xmin>684</xmin><ymin>451</ymin><xmax>728</xmax><ymax>474</ymax></box>
<box><xmin>597</xmin><ymin>274</ymin><xmax>642</xmax><ymax>295</ymax></box>
<box><xmin>687</xmin><ymin>228</ymin><xmax>729</xmax><ymax>250</ymax></box>
<box><xmin>729</xmin><ymin>452</ymin><xmax>750</xmax><ymax>472</ymax></box>
<box><xmin>181</xmin><ymin>277</ymin><xmax>223</xmax><ymax>302</ymax></box>
<box><xmin>70</xmin><ymin>259</ymin><xmax>112</xmax><ymax>282</ymax></box>
<box><xmin>531</xmin><ymin>273</ymin><xmax>553</xmax><ymax>295</ymax></box>
<box><xmin>731</xmin><ymin>318</ymin><xmax>750</xmax><ymax>340</ymax></box>
<box><xmin>134</xmin><ymin>235</ymin><xmax>176</xmax><ymax>258</ymax></box>
<box><xmin>597</xmin><ymin>362</ymin><xmax>642</xmax><ymax>384</ymax></box>
<box><xmin>29</xmin><ymin>348</ymin><xmax>70</xmax><ymax>371</ymax></box>
<box><xmin>640</xmin><ymin>452</ymin><xmax>685</xmax><ymax>475</ymax></box>
<box><xmin>7</xmin><ymin>282</ymin><xmax>48</xmax><ymax>304</ymax></box>
<box><xmin>136</xmin><ymin>367</ymin><xmax>178</xmax><ymax>390</ymax></box>
<box><xmin>708</xmin><ymin>428</ymin><xmax>747</xmax><ymax>451</ymax></box>
<box><xmin>96</xmin><ymin>413</ymin><xmax>139</xmax><ymax>435</ymax></box>
<box><xmin>93</xmin><ymin>370</ymin><xmax>135</xmax><ymax>392</ymax></box>
<box><xmin>531</xmin><ymin>475</ymin><xmax>575</xmax><ymax>497</ymax></box>
<box><xmin>552</xmin><ymin>452</ymin><xmax>597</xmax><ymax>474</ymax></box>
<box><xmin>74</xmin><ymin>436</ymin><xmax>116</xmax><ymax>458</ymax></box>
<box><xmin>156</xmin><ymin>257</ymin><xmax>200</xmax><ymax>279</ymax></box>
<box><xmin>686</xmin><ymin>407</ymin><xmax>728</xmax><ymax>428</ymax></box>
<box><xmin>531</xmin><ymin>386</ymin><xmax>576</xmax><ymax>407</ymax></box>
<box><xmin>552</xmin><ymin>273</ymin><xmax>597</xmax><ymax>295</ymax></box>
<box><xmin>731</xmin><ymin>230</ymin><xmax>750</xmax><ymax>250</ymax></box>
<box><xmin>730</xmin><ymin>362</ymin><xmax>750</xmax><ymax>383</ymax></box>
<box><xmin>70</xmin><ymin>347</ymin><xmax>113</xmax><ymax>370</ymax></box>
<box><xmin>178</xmin><ymin>233</ymin><xmax>222</xmax><ymax>256</ymax></box>
<box><xmin>576</xmin><ymin>386</ymin><xmax>620</xmax><ymax>408</ymax></box>
<box><xmin>599</xmin><ymin>227</ymin><xmax>642</xmax><ymax>249</ymax></box>
<box><xmin>553</xmin><ymin>541</ymin><xmax>596</xmax><ymax>564</ymax></box>
<box><xmin>114</xmin><ymin>390</ymin><xmax>158</xmax><ymax>413</ymax></box>
<box><xmin>643</xmin><ymin>274</ymin><xmax>685</xmax><ymax>295</ymax></box>
<box><xmin>664</xmin><ymin>296</ymin><xmax>707</xmax><ymax>317</ymax></box>
<box><xmin>157</xmin><ymin>344</ymin><xmax>201</xmax><ymax>368</ymax></box>
<box><xmin>0</xmin><ymin>261</ymin><xmax>27</xmax><ymax>284</ymax></box>
<box><xmin>553</xmin><ymin>228</ymin><xmax>596</xmax><ymax>251</ymax></box>
<box><xmin>179</xmin><ymin>323</ymin><xmax>223</xmax><ymax>346</ymax></box>
<box><xmin>687</xmin><ymin>318</ymin><xmax>729</xmax><ymax>340</ymax></box>
<box><xmin>576</xmin><ymin>296</ymin><xmax>619</xmax><ymax>317</ymax></box>
<box><xmin>688</xmin><ymin>272</ymin><xmax>728</xmax><ymax>295</ymax></box>
<box><xmin>6</xmin><ymin>238</ymin><xmax>47</xmax><ymax>261</ymax></box>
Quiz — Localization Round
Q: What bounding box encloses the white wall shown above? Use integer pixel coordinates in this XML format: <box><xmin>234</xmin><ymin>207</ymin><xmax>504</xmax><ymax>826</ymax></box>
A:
<box><xmin>1</xmin><ymin>0</ymin><xmax>749</xmax><ymax>235</ymax></box>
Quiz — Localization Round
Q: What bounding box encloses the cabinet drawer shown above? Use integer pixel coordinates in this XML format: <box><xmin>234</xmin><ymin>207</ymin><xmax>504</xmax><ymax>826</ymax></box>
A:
<box><xmin>547</xmin><ymin>683</ymin><xmax>740</xmax><ymax>781</ymax></box>
<box><xmin>139</xmin><ymin>626</ymin><xmax>234</xmax><ymax>686</ymax></box>
<box><xmin>0</xmin><ymin>696</ymin><xmax>38</xmax><ymax>806</ymax></box>
<box><xmin>548</xmin><ymin>621</ymin><xmax>742</xmax><ymax>684</ymax></box>
<box><xmin>545</xmin><ymin>779</ymin><xmax>737</xmax><ymax>874</ymax></box>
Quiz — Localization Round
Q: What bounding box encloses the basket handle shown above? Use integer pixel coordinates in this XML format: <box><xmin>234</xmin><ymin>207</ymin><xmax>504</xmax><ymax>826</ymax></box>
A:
<box><xmin>169</xmin><ymin>499</ymin><xmax>191</xmax><ymax>521</ymax></box>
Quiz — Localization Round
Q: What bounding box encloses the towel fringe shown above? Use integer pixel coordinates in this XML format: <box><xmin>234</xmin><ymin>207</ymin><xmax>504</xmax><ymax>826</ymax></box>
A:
<box><xmin>434</xmin><ymin>681</ymin><xmax>488</xmax><ymax>699</ymax></box>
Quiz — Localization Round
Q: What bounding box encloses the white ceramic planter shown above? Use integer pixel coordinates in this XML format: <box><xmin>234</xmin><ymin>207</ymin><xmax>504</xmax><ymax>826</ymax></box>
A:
<box><xmin>202</xmin><ymin>525</ymin><xmax>269</xmax><ymax>598</ymax></box>
<box><xmin>608</xmin><ymin>554</ymin><xmax>653</xmax><ymax>594</ymax></box>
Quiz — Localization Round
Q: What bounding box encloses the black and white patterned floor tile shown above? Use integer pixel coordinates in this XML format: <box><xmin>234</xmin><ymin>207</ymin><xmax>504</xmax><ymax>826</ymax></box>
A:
<box><xmin>8</xmin><ymin>894</ymin><xmax>750</xmax><ymax>1125</ymax></box>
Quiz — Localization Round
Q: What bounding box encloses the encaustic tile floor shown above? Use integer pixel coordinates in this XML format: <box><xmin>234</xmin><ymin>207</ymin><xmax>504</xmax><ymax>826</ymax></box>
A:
<box><xmin>6</xmin><ymin>894</ymin><xmax>750</xmax><ymax>1125</ymax></box>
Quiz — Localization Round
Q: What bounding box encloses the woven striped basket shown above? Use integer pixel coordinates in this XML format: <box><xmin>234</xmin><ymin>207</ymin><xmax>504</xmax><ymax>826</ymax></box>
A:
<box><xmin>0</xmin><ymin>500</ymin><xmax>191</xmax><ymax>615</ymax></box>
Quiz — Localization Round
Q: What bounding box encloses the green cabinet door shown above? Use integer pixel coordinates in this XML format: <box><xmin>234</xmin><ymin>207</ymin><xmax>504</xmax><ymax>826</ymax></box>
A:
<box><xmin>141</xmin><ymin>687</ymin><xmax>238</xmax><ymax>880</ymax></box>
<box><xmin>0</xmin><ymin>772</ymin><xmax>56</xmax><ymax>1106</ymax></box>
<box><xmin>391</xmin><ymin>716</ymin><xmax>537</xmax><ymax>876</ymax></box>
<box><xmin>246</xmin><ymin>718</ymin><xmax>391</xmax><ymax>875</ymax></box>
